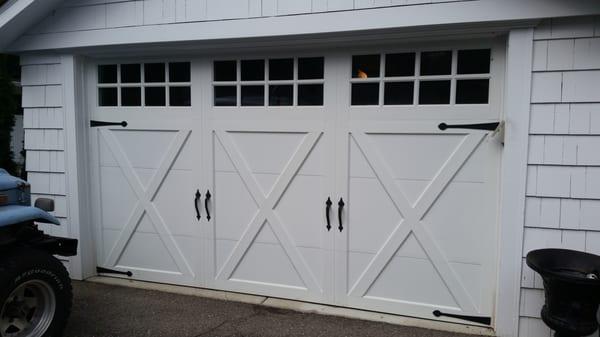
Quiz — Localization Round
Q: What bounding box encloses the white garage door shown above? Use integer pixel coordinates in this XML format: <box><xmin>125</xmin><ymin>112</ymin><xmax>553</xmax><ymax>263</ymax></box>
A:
<box><xmin>334</xmin><ymin>45</ymin><xmax>504</xmax><ymax>324</ymax></box>
<box><xmin>88</xmin><ymin>61</ymin><xmax>202</xmax><ymax>286</ymax></box>
<box><xmin>88</xmin><ymin>40</ymin><xmax>504</xmax><ymax>326</ymax></box>
<box><xmin>202</xmin><ymin>56</ymin><xmax>336</xmax><ymax>304</ymax></box>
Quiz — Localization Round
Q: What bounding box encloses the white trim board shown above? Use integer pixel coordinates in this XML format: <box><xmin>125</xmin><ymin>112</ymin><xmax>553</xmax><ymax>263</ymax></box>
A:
<box><xmin>62</xmin><ymin>54</ymin><xmax>95</xmax><ymax>280</ymax></box>
<box><xmin>63</xmin><ymin>27</ymin><xmax>523</xmax><ymax>59</ymax></box>
<box><xmin>87</xmin><ymin>276</ymin><xmax>495</xmax><ymax>336</ymax></box>
<box><xmin>7</xmin><ymin>0</ymin><xmax>600</xmax><ymax>52</ymax></box>
<box><xmin>494</xmin><ymin>28</ymin><xmax>534</xmax><ymax>337</ymax></box>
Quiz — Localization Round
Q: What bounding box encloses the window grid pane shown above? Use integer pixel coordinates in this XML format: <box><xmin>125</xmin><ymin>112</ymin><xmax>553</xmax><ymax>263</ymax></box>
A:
<box><xmin>99</xmin><ymin>88</ymin><xmax>118</xmax><ymax>106</ymax></box>
<box><xmin>350</xmin><ymin>49</ymin><xmax>491</xmax><ymax>106</ymax></box>
<box><xmin>214</xmin><ymin>86</ymin><xmax>237</xmax><ymax>106</ymax></box>
<box><xmin>457</xmin><ymin>49</ymin><xmax>491</xmax><ymax>75</ymax></box>
<box><xmin>169</xmin><ymin>62</ymin><xmax>191</xmax><ymax>82</ymax></box>
<box><xmin>121</xmin><ymin>87</ymin><xmax>141</xmax><ymax>106</ymax></box>
<box><xmin>214</xmin><ymin>61</ymin><xmax>237</xmax><ymax>81</ymax></box>
<box><xmin>97</xmin><ymin>62</ymin><xmax>191</xmax><ymax>107</ymax></box>
<box><xmin>241</xmin><ymin>85</ymin><xmax>265</xmax><ymax>106</ymax></box>
<box><xmin>241</xmin><ymin>60</ymin><xmax>265</xmax><ymax>81</ymax></box>
<box><xmin>384</xmin><ymin>82</ymin><xmax>414</xmax><ymax>105</ymax></box>
<box><xmin>385</xmin><ymin>53</ymin><xmax>415</xmax><ymax>77</ymax></box>
<box><xmin>298</xmin><ymin>57</ymin><xmax>324</xmax><ymax>80</ymax></box>
<box><xmin>213</xmin><ymin>58</ymin><xmax>324</xmax><ymax>107</ymax></box>
<box><xmin>269</xmin><ymin>59</ymin><xmax>294</xmax><ymax>81</ymax></box>
<box><xmin>419</xmin><ymin>81</ymin><xmax>451</xmax><ymax>105</ymax></box>
<box><xmin>145</xmin><ymin>63</ymin><xmax>165</xmax><ymax>83</ymax></box>
<box><xmin>456</xmin><ymin>79</ymin><xmax>489</xmax><ymax>104</ymax></box>
<box><xmin>269</xmin><ymin>85</ymin><xmax>293</xmax><ymax>106</ymax></box>
<box><xmin>98</xmin><ymin>65</ymin><xmax>117</xmax><ymax>84</ymax></box>
<box><xmin>170</xmin><ymin>86</ymin><xmax>191</xmax><ymax>106</ymax></box>
<box><xmin>298</xmin><ymin>84</ymin><xmax>323</xmax><ymax>106</ymax></box>
<box><xmin>145</xmin><ymin>87</ymin><xmax>166</xmax><ymax>106</ymax></box>
<box><xmin>420</xmin><ymin>51</ymin><xmax>452</xmax><ymax>76</ymax></box>
<box><xmin>352</xmin><ymin>55</ymin><xmax>380</xmax><ymax>79</ymax></box>
<box><xmin>121</xmin><ymin>64</ymin><xmax>141</xmax><ymax>83</ymax></box>
<box><xmin>351</xmin><ymin>83</ymin><xmax>379</xmax><ymax>105</ymax></box>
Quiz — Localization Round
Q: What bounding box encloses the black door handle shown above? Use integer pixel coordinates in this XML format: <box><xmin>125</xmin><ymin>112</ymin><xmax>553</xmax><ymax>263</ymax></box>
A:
<box><xmin>194</xmin><ymin>190</ymin><xmax>201</xmax><ymax>220</ymax></box>
<box><xmin>325</xmin><ymin>197</ymin><xmax>332</xmax><ymax>231</ymax></box>
<box><xmin>205</xmin><ymin>190</ymin><xmax>212</xmax><ymax>221</ymax></box>
<box><xmin>338</xmin><ymin>198</ymin><xmax>345</xmax><ymax>232</ymax></box>
<box><xmin>438</xmin><ymin>122</ymin><xmax>499</xmax><ymax>131</ymax></box>
<box><xmin>90</xmin><ymin>120</ymin><xmax>128</xmax><ymax>128</ymax></box>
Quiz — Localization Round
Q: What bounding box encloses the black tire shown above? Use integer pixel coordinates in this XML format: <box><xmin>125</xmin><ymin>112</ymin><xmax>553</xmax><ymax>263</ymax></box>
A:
<box><xmin>0</xmin><ymin>249</ymin><xmax>72</xmax><ymax>337</ymax></box>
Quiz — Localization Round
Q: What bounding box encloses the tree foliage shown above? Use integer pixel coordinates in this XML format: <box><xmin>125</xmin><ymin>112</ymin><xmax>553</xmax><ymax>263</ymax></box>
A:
<box><xmin>0</xmin><ymin>55</ymin><xmax>18</xmax><ymax>175</ymax></box>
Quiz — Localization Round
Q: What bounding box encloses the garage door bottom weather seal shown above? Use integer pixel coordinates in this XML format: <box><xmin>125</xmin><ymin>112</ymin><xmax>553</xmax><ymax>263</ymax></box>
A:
<box><xmin>97</xmin><ymin>267</ymin><xmax>133</xmax><ymax>277</ymax></box>
<box><xmin>432</xmin><ymin>310</ymin><xmax>491</xmax><ymax>325</ymax></box>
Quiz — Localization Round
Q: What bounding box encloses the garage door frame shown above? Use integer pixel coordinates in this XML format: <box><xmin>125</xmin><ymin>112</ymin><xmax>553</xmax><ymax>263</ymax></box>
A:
<box><xmin>65</xmin><ymin>29</ymin><xmax>534</xmax><ymax>337</ymax></box>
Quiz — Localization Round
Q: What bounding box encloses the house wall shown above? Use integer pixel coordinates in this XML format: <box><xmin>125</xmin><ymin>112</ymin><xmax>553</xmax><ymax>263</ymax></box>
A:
<box><xmin>519</xmin><ymin>16</ymin><xmax>600</xmax><ymax>337</ymax></box>
<box><xmin>28</xmin><ymin>0</ymin><xmax>472</xmax><ymax>34</ymax></box>
<box><xmin>20</xmin><ymin>54</ymin><xmax>71</xmax><ymax>270</ymax></box>
<box><xmin>16</xmin><ymin>8</ymin><xmax>600</xmax><ymax>335</ymax></box>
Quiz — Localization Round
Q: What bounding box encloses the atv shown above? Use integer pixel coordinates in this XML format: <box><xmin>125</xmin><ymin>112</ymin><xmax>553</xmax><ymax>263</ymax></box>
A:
<box><xmin>0</xmin><ymin>169</ymin><xmax>78</xmax><ymax>337</ymax></box>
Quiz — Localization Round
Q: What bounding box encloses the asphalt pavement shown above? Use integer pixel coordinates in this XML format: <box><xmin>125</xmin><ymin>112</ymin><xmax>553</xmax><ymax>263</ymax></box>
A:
<box><xmin>64</xmin><ymin>281</ymin><xmax>484</xmax><ymax>337</ymax></box>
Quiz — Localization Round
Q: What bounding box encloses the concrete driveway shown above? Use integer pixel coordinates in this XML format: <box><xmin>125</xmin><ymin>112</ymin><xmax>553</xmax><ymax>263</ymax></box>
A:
<box><xmin>65</xmin><ymin>281</ymin><xmax>484</xmax><ymax>337</ymax></box>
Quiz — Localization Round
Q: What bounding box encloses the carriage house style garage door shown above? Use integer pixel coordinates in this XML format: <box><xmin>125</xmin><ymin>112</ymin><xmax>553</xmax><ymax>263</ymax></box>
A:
<box><xmin>88</xmin><ymin>39</ymin><xmax>505</xmax><ymax>325</ymax></box>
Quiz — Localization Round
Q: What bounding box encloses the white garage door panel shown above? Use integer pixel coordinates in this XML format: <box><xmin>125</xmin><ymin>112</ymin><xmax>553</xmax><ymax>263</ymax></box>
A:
<box><xmin>206</xmin><ymin>124</ymin><xmax>334</xmax><ymax>302</ymax></box>
<box><xmin>339</xmin><ymin>124</ymin><xmax>500</xmax><ymax>322</ymax></box>
<box><xmin>90</xmin><ymin>120</ymin><xmax>201</xmax><ymax>286</ymax></box>
<box><xmin>333</xmin><ymin>43</ymin><xmax>504</xmax><ymax>324</ymax></box>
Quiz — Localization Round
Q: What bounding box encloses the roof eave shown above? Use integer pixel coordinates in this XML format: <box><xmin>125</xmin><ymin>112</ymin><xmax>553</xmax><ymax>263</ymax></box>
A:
<box><xmin>0</xmin><ymin>0</ymin><xmax>63</xmax><ymax>52</ymax></box>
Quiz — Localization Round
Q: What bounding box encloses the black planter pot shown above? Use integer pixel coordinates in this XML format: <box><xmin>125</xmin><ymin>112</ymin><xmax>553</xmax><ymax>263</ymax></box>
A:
<box><xmin>526</xmin><ymin>249</ymin><xmax>600</xmax><ymax>337</ymax></box>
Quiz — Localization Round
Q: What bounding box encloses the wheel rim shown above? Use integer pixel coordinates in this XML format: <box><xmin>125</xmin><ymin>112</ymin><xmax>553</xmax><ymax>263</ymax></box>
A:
<box><xmin>0</xmin><ymin>280</ymin><xmax>56</xmax><ymax>337</ymax></box>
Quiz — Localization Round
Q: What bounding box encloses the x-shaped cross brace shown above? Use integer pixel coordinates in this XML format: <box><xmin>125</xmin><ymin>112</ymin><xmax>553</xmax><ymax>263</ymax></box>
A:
<box><xmin>101</xmin><ymin>128</ymin><xmax>194</xmax><ymax>277</ymax></box>
<box><xmin>214</xmin><ymin>130</ymin><xmax>323</xmax><ymax>293</ymax></box>
<box><xmin>348</xmin><ymin>131</ymin><xmax>485</xmax><ymax>314</ymax></box>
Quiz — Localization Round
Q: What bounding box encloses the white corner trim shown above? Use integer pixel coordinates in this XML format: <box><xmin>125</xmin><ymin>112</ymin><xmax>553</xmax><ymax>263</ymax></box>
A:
<box><xmin>494</xmin><ymin>28</ymin><xmax>534</xmax><ymax>337</ymax></box>
<box><xmin>62</xmin><ymin>54</ymin><xmax>95</xmax><ymax>280</ymax></box>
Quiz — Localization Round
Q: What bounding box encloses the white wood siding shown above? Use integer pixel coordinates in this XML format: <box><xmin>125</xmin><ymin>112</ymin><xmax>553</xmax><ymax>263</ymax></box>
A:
<box><xmin>28</xmin><ymin>0</ymin><xmax>474</xmax><ymax>35</ymax></box>
<box><xmin>519</xmin><ymin>16</ymin><xmax>600</xmax><ymax>337</ymax></box>
<box><xmin>21</xmin><ymin>55</ymin><xmax>70</xmax><ymax>242</ymax></box>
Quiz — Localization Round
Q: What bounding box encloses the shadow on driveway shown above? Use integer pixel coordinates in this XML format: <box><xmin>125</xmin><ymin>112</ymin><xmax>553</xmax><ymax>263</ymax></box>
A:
<box><xmin>65</xmin><ymin>281</ymin><xmax>483</xmax><ymax>337</ymax></box>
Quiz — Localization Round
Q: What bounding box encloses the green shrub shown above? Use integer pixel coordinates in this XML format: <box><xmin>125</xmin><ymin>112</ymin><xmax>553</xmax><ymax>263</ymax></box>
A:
<box><xmin>0</xmin><ymin>55</ymin><xmax>18</xmax><ymax>175</ymax></box>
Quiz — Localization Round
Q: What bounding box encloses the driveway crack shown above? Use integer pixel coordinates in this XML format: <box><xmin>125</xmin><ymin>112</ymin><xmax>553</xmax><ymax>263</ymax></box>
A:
<box><xmin>192</xmin><ymin>310</ymin><xmax>261</xmax><ymax>337</ymax></box>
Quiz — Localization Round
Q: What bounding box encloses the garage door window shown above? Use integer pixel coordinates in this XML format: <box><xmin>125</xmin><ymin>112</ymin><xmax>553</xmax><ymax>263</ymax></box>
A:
<box><xmin>351</xmin><ymin>49</ymin><xmax>490</xmax><ymax>106</ymax></box>
<box><xmin>213</xmin><ymin>57</ymin><xmax>324</xmax><ymax>107</ymax></box>
<box><xmin>97</xmin><ymin>62</ymin><xmax>191</xmax><ymax>107</ymax></box>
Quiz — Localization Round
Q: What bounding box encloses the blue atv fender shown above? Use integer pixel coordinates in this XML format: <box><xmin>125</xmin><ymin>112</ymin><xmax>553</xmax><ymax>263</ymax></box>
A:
<box><xmin>0</xmin><ymin>205</ymin><xmax>61</xmax><ymax>228</ymax></box>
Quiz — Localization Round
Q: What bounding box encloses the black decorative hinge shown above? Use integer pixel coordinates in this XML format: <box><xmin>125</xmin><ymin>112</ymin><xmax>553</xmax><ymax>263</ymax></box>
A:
<box><xmin>90</xmin><ymin>120</ymin><xmax>128</xmax><ymax>128</ymax></box>
<box><xmin>433</xmin><ymin>310</ymin><xmax>491</xmax><ymax>325</ymax></box>
<box><xmin>438</xmin><ymin>122</ymin><xmax>500</xmax><ymax>131</ymax></box>
<box><xmin>96</xmin><ymin>266</ymin><xmax>133</xmax><ymax>277</ymax></box>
